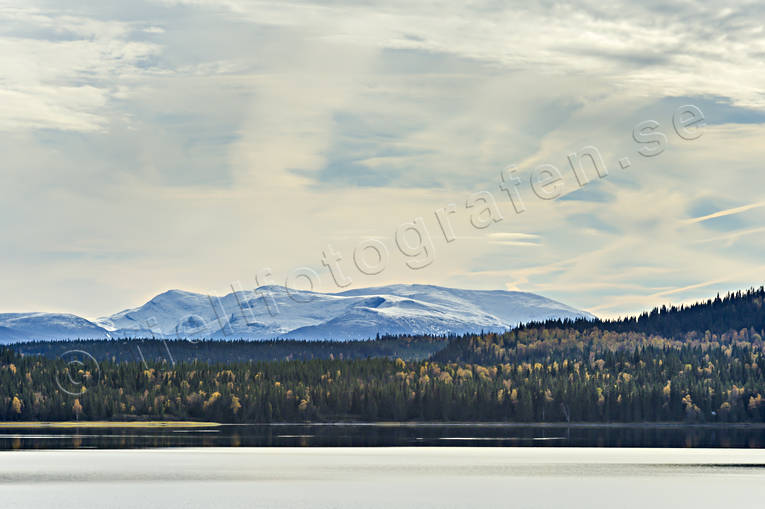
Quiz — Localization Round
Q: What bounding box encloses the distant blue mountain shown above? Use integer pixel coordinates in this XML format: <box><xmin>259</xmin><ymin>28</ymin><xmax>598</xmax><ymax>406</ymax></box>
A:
<box><xmin>0</xmin><ymin>313</ymin><xmax>110</xmax><ymax>343</ymax></box>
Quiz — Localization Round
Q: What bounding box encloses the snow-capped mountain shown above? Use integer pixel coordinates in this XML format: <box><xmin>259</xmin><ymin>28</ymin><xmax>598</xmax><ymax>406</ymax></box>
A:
<box><xmin>0</xmin><ymin>285</ymin><xmax>595</xmax><ymax>342</ymax></box>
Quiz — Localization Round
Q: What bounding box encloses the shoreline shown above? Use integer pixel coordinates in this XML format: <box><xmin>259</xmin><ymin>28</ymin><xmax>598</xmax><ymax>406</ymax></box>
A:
<box><xmin>0</xmin><ymin>421</ymin><xmax>222</xmax><ymax>428</ymax></box>
<box><xmin>1</xmin><ymin>421</ymin><xmax>764</xmax><ymax>429</ymax></box>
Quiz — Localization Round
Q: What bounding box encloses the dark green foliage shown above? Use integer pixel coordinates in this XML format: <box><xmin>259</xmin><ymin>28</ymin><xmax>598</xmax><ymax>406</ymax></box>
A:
<box><xmin>11</xmin><ymin>336</ymin><xmax>449</xmax><ymax>363</ymax></box>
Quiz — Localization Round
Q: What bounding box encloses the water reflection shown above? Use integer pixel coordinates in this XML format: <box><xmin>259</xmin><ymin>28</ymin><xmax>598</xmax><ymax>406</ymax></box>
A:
<box><xmin>0</xmin><ymin>423</ymin><xmax>763</xmax><ymax>450</ymax></box>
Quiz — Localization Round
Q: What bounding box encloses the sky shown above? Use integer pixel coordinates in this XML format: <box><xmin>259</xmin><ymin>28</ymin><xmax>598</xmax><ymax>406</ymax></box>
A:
<box><xmin>2</xmin><ymin>0</ymin><xmax>765</xmax><ymax>320</ymax></box>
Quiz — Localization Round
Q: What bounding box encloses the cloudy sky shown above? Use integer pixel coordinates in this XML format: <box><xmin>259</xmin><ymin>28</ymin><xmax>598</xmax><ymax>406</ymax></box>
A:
<box><xmin>2</xmin><ymin>0</ymin><xmax>765</xmax><ymax>319</ymax></box>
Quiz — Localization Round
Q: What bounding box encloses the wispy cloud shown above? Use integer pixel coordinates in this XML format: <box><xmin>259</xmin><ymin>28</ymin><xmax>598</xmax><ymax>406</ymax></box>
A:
<box><xmin>684</xmin><ymin>201</ymin><xmax>765</xmax><ymax>224</ymax></box>
<box><xmin>0</xmin><ymin>6</ymin><xmax>160</xmax><ymax>132</ymax></box>
<box><xmin>694</xmin><ymin>226</ymin><xmax>765</xmax><ymax>247</ymax></box>
<box><xmin>486</xmin><ymin>232</ymin><xmax>541</xmax><ymax>247</ymax></box>
<box><xmin>487</xmin><ymin>233</ymin><xmax>540</xmax><ymax>240</ymax></box>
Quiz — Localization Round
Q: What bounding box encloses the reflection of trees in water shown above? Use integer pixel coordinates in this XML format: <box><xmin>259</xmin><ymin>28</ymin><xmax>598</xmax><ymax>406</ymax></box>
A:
<box><xmin>0</xmin><ymin>425</ymin><xmax>764</xmax><ymax>449</ymax></box>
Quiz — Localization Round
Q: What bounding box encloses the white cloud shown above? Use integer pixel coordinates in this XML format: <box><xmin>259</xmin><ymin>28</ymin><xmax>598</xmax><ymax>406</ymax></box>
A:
<box><xmin>2</xmin><ymin>0</ymin><xmax>765</xmax><ymax>319</ymax></box>
<box><xmin>159</xmin><ymin>0</ymin><xmax>765</xmax><ymax>108</ymax></box>
<box><xmin>0</xmin><ymin>6</ymin><xmax>159</xmax><ymax>131</ymax></box>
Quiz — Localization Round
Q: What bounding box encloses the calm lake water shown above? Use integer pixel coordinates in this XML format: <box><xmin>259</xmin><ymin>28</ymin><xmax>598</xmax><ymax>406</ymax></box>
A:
<box><xmin>1</xmin><ymin>447</ymin><xmax>764</xmax><ymax>508</ymax></box>
<box><xmin>1</xmin><ymin>423</ymin><xmax>764</xmax><ymax>449</ymax></box>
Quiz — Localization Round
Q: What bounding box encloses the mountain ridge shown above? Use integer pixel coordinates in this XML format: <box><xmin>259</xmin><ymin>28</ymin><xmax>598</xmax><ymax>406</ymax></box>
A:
<box><xmin>0</xmin><ymin>284</ymin><xmax>595</xmax><ymax>343</ymax></box>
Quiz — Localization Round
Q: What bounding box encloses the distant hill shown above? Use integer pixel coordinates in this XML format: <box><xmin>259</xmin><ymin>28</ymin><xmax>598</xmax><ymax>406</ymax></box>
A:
<box><xmin>0</xmin><ymin>313</ymin><xmax>110</xmax><ymax>344</ymax></box>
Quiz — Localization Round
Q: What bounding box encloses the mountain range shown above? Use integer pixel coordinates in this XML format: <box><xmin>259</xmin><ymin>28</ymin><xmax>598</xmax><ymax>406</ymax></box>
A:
<box><xmin>0</xmin><ymin>284</ymin><xmax>595</xmax><ymax>343</ymax></box>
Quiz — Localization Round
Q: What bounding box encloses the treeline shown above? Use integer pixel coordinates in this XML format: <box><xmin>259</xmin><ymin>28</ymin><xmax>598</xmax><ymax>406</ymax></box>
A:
<box><xmin>524</xmin><ymin>287</ymin><xmax>765</xmax><ymax>337</ymax></box>
<box><xmin>1</xmin><ymin>332</ymin><xmax>764</xmax><ymax>423</ymax></box>
<box><xmin>10</xmin><ymin>336</ymin><xmax>448</xmax><ymax>364</ymax></box>
<box><xmin>432</xmin><ymin>326</ymin><xmax>765</xmax><ymax>364</ymax></box>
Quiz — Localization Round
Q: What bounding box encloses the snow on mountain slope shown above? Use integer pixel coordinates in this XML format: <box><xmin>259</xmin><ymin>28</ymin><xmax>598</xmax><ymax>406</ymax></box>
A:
<box><xmin>336</xmin><ymin>284</ymin><xmax>591</xmax><ymax>327</ymax></box>
<box><xmin>97</xmin><ymin>284</ymin><xmax>595</xmax><ymax>340</ymax></box>
<box><xmin>0</xmin><ymin>313</ymin><xmax>110</xmax><ymax>343</ymax></box>
<box><xmin>0</xmin><ymin>285</ymin><xmax>595</xmax><ymax>342</ymax></box>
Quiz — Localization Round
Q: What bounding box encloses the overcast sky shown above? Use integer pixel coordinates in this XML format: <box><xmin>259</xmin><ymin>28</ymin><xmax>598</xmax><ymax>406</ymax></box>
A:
<box><xmin>2</xmin><ymin>0</ymin><xmax>765</xmax><ymax>319</ymax></box>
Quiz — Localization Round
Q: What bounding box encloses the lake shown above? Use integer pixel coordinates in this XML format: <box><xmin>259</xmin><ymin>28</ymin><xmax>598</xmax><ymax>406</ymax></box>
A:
<box><xmin>1</xmin><ymin>447</ymin><xmax>764</xmax><ymax>508</ymax></box>
<box><xmin>2</xmin><ymin>424</ymin><xmax>764</xmax><ymax>508</ymax></box>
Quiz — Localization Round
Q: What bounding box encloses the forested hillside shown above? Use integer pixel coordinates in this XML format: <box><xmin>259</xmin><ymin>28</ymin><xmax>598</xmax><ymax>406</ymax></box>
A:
<box><xmin>1</xmin><ymin>333</ymin><xmax>764</xmax><ymax>423</ymax></box>
<box><xmin>525</xmin><ymin>287</ymin><xmax>765</xmax><ymax>337</ymax></box>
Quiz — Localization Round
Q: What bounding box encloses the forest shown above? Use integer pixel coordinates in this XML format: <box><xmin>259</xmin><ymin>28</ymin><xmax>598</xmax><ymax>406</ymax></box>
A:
<box><xmin>11</xmin><ymin>335</ymin><xmax>448</xmax><ymax>364</ymax></box>
<box><xmin>1</xmin><ymin>288</ymin><xmax>764</xmax><ymax>423</ymax></box>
